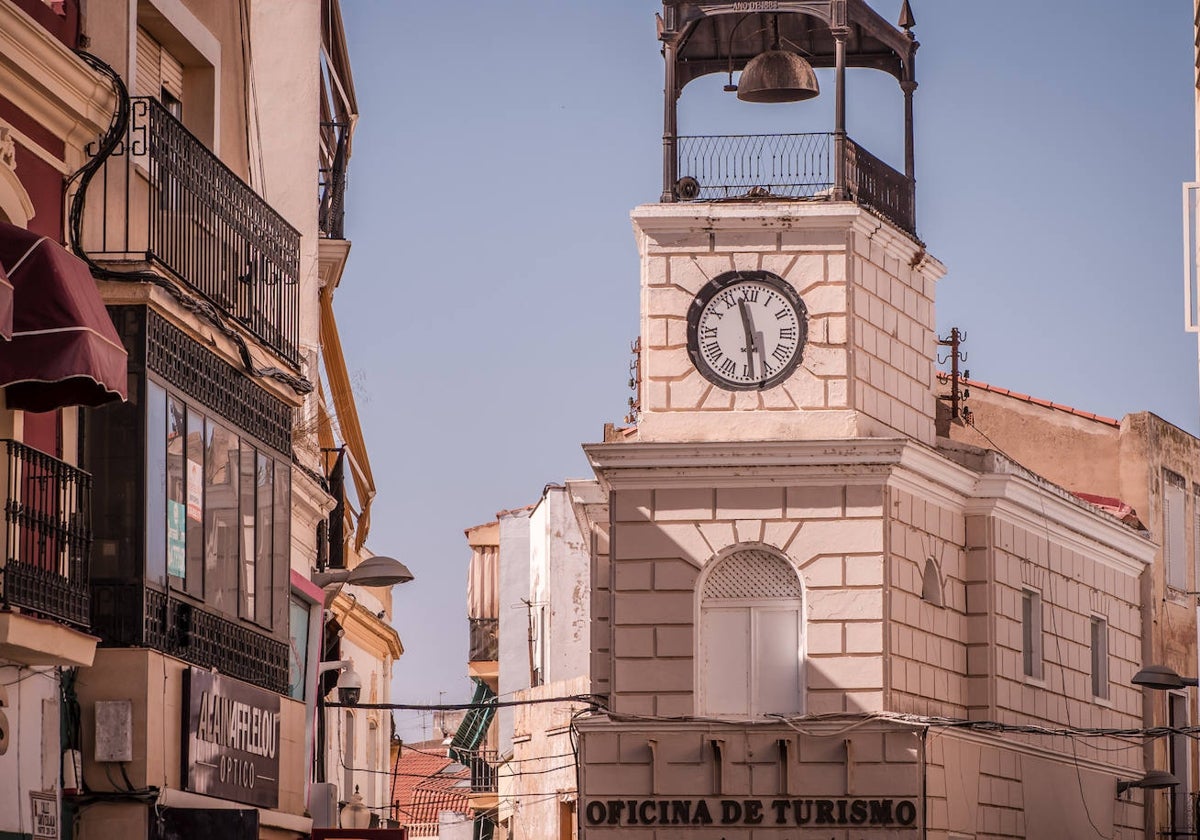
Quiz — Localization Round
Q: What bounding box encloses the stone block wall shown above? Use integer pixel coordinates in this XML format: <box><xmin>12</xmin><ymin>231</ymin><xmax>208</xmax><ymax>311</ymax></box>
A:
<box><xmin>604</xmin><ymin>478</ymin><xmax>886</xmax><ymax>717</ymax></box>
<box><xmin>632</xmin><ymin>205</ymin><xmax>942</xmax><ymax>445</ymax></box>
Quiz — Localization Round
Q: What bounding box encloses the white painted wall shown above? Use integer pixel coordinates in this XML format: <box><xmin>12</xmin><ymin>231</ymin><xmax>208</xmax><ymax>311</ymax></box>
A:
<box><xmin>0</xmin><ymin>665</ymin><xmax>60</xmax><ymax>838</ymax></box>
<box><xmin>498</xmin><ymin>508</ymin><xmax>531</xmax><ymax>757</ymax></box>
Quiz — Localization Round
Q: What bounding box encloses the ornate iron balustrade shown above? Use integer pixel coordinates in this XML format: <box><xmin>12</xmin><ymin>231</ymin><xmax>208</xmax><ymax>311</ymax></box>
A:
<box><xmin>676</xmin><ymin>132</ymin><xmax>916</xmax><ymax>236</ymax></box>
<box><xmin>0</xmin><ymin>440</ymin><xmax>92</xmax><ymax>629</ymax></box>
<box><xmin>86</xmin><ymin>97</ymin><xmax>301</xmax><ymax>365</ymax></box>
<box><xmin>678</xmin><ymin>132</ymin><xmax>833</xmax><ymax>200</ymax></box>
<box><xmin>469</xmin><ymin>617</ymin><xmax>498</xmax><ymax>662</ymax></box>
<box><xmin>843</xmin><ymin>136</ymin><xmax>916</xmax><ymax>238</ymax></box>
<box><xmin>319</xmin><ymin>121</ymin><xmax>349</xmax><ymax>239</ymax></box>
<box><xmin>90</xmin><ymin>583</ymin><xmax>288</xmax><ymax>694</ymax></box>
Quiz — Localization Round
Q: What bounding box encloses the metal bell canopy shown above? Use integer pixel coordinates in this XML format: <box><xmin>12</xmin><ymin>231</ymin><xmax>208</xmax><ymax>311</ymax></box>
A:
<box><xmin>657</xmin><ymin>0</ymin><xmax>922</xmax><ymax>237</ymax></box>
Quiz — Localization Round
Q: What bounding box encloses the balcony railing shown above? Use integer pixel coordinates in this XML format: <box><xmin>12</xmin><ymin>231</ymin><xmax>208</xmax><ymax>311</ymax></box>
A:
<box><xmin>469</xmin><ymin>617</ymin><xmax>498</xmax><ymax>662</ymax></box>
<box><xmin>676</xmin><ymin>132</ymin><xmax>916</xmax><ymax>236</ymax></box>
<box><xmin>0</xmin><ymin>440</ymin><xmax>92</xmax><ymax>629</ymax></box>
<box><xmin>90</xmin><ymin>583</ymin><xmax>288</xmax><ymax>694</ymax></box>
<box><xmin>85</xmin><ymin>96</ymin><xmax>301</xmax><ymax>365</ymax></box>
<box><xmin>319</xmin><ymin>120</ymin><xmax>349</xmax><ymax>239</ymax></box>
<box><xmin>458</xmin><ymin>749</ymin><xmax>498</xmax><ymax>794</ymax></box>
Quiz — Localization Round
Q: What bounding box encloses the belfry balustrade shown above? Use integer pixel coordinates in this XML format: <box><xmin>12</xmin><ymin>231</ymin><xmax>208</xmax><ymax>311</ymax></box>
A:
<box><xmin>0</xmin><ymin>440</ymin><xmax>92</xmax><ymax>629</ymax></box>
<box><xmin>676</xmin><ymin>132</ymin><xmax>915</xmax><ymax>236</ymax></box>
<box><xmin>83</xmin><ymin>96</ymin><xmax>301</xmax><ymax>366</ymax></box>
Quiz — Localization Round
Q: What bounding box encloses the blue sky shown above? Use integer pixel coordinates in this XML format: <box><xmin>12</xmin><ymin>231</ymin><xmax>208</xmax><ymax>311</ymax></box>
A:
<box><xmin>338</xmin><ymin>1</ymin><xmax>1196</xmax><ymax>742</ymax></box>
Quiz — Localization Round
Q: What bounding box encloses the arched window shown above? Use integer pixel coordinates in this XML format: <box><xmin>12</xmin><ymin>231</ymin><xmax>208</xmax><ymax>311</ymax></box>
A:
<box><xmin>698</xmin><ymin>547</ymin><xmax>804</xmax><ymax>718</ymax></box>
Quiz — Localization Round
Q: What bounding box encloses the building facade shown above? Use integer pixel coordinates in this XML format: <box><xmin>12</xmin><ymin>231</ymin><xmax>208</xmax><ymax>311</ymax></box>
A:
<box><xmin>0</xmin><ymin>1</ymin><xmax>404</xmax><ymax>838</ymax></box>
<box><xmin>571</xmin><ymin>2</ymin><xmax>1159</xmax><ymax>838</ymax></box>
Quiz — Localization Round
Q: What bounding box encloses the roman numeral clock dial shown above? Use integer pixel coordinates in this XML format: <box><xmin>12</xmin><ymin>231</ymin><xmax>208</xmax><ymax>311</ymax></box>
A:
<box><xmin>686</xmin><ymin>270</ymin><xmax>808</xmax><ymax>391</ymax></box>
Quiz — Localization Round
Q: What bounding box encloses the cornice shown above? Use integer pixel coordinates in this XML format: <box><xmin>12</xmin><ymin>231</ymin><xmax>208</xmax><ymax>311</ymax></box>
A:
<box><xmin>629</xmin><ymin>201</ymin><xmax>943</xmax><ymax>277</ymax></box>
<box><xmin>585</xmin><ymin>436</ymin><xmax>1152</xmax><ymax>571</ymax></box>
<box><xmin>964</xmin><ymin>474</ymin><xmax>1154</xmax><ymax>574</ymax></box>
<box><xmin>0</xmin><ymin>1</ymin><xmax>115</xmax><ymax>153</ymax></box>
<box><xmin>331</xmin><ymin>591</ymin><xmax>403</xmax><ymax>660</ymax></box>
<box><xmin>317</xmin><ymin>237</ymin><xmax>352</xmax><ymax>290</ymax></box>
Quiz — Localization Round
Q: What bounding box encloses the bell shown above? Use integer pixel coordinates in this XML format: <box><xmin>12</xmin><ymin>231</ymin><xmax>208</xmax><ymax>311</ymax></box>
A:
<box><xmin>736</xmin><ymin>49</ymin><xmax>819</xmax><ymax>103</ymax></box>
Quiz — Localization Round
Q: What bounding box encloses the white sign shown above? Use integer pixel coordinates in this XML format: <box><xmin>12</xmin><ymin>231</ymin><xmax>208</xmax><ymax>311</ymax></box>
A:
<box><xmin>30</xmin><ymin>790</ymin><xmax>57</xmax><ymax>840</ymax></box>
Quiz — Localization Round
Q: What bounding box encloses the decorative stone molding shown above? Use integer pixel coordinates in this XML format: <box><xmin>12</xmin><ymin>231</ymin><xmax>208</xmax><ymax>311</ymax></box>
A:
<box><xmin>0</xmin><ymin>123</ymin><xmax>34</xmax><ymax>225</ymax></box>
<box><xmin>0</xmin><ymin>125</ymin><xmax>14</xmax><ymax>171</ymax></box>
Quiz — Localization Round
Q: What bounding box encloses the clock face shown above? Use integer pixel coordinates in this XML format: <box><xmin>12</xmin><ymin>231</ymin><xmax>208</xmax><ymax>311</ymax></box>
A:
<box><xmin>686</xmin><ymin>271</ymin><xmax>808</xmax><ymax>391</ymax></box>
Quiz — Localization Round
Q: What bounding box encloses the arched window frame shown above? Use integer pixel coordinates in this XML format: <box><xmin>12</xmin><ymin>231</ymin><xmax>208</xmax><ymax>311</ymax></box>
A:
<box><xmin>695</xmin><ymin>543</ymin><xmax>806</xmax><ymax>719</ymax></box>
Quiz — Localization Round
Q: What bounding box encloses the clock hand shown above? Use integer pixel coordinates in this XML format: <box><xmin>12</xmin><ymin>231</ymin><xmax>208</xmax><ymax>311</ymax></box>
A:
<box><xmin>754</xmin><ymin>330</ymin><xmax>767</xmax><ymax>384</ymax></box>
<box><xmin>738</xmin><ymin>299</ymin><xmax>756</xmax><ymax>378</ymax></box>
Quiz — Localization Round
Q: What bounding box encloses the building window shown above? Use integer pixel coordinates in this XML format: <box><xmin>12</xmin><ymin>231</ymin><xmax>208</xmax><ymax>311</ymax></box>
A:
<box><xmin>698</xmin><ymin>548</ymin><xmax>804</xmax><ymax>718</ymax></box>
<box><xmin>1090</xmin><ymin>616</ymin><xmax>1108</xmax><ymax>699</ymax></box>
<box><xmin>1021</xmin><ymin>588</ymin><xmax>1043</xmax><ymax>680</ymax></box>
<box><xmin>1165</xmin><ymin>471</ymin><xmax>1187</xmax><ymax>591</ymax></box>
<box><xmin>149</xmin><ymin>380</ymin><xmax>289</xmax><ymax>627</ymax></box>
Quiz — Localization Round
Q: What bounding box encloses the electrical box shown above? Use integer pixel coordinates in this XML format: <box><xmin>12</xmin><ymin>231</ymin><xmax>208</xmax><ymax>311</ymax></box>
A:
<box><xmin>309</xmin><ymin>783</ymin><xmax>338</xmax><ymax>829</ymax></box>
<box><xmin>94</xmin><ymin>699</ymin><xmax>133</xmax><ymax>762</ymax></box>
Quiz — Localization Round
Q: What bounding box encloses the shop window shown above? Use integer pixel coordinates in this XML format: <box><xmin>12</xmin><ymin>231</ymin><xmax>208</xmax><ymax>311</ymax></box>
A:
<box><xmin>1089</xmin><ymin>616</ymin><xmax>1108</xmax><ymax>699</ymax></box>
<box><xmin>698</xmin><ymin>548</ymin><xmax>804</xmax><ymax>718</ymax></box>
<box><xmin>1164</xmin><ymin>471</ymin><xmax>1187</xmax><ymax>591</ymax></box>
<box><xmin>1021</xmin><ymin>588</ymin><xmax>1043</xmax><ymax>680</ymax></box>
<box><xmin>149</xmin><ymin>380</ymin><xmax>289</xmax><ymax>626</ymax></box>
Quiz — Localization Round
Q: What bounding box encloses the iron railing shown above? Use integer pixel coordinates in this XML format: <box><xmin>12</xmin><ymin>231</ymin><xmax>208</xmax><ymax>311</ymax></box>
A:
<box><xmin>319</xmin><ymin>121</ymin><xmax>349</xmax><ymax>239</ymax></box>
<box><xmin>460</xmin><ymin>749</ymin><xmax>499</xmax><ymax>794</ymax></box>
<box><xmin>86</xmin><ymin>96</ymin><xmax>301</xmax><ymax>365</ymax></box>
<box><xmin>676</xmin><ymin>132</ymin><xmax>916</xmax><ymax>236</ymax></box>
<box><xmin>90</xmin><ymin>583</ymin><xmax>288</xmax><ymax>694</ymax></box>
<box><xmin>469</xmin><ymin>617</ymin><xmax>498</xmax><ymax>662</ymax></box>
<box><xmin>0</xmin><ymin>440</ymin><xmax>92</xmax><ymax>628</ymax></box>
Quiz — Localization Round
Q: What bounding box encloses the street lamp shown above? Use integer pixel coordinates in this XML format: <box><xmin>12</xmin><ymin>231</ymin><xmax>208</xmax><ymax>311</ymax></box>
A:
<box><xmin>1132</xmin><ymin>664</ymin><xmax>1200</xmax><ymax>691</ymax></box>
<box><xmin>1118</xmin><ymin>770</ymin><xmax>1180</xmax><ymax>796</ymax></box>
<box><xmin>312</xmin><ymin>555</ymin><xmax>415</xmax><ymax>589</ymax></box>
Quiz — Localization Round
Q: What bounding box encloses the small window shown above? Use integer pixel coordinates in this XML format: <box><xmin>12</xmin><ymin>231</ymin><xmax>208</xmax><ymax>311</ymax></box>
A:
<box><xmin>1090</xmin><ymin>616</ymin><xmax>1108</xmax><ymax>699</ymax></box>
<box><xmin>1165</xmin><ymin>471</ymin><xmax>1187</xmax><ymax>591</ymax></box>
<box><xmin>1021</xmin><ymin>588</ymin><xmax>1043</xmax><ymax>680</ymax></box>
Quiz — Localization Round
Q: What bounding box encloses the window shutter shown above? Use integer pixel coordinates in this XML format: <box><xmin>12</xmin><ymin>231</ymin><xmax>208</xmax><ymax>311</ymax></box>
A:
<box><xmin>135</xmin><ymin>27</ymin><xmax>184</xmax><ymax>102</ymax></box>
<box><xmin>1165</xmin><ymin>478</ymin><xmax>1186</xmax><ymax>590</ymax></box>
<box><xmin>135</xmin><ymin>28</ymin><xmax>162</xmax><ymax>98</ymax></box>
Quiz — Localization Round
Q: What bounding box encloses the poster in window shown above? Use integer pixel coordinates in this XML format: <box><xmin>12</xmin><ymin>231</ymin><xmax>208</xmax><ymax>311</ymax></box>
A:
<box><xmin>187</xmin><ymin>459</ymin><xmax>203</xmax><ymax>522</ymax></box>
<box><xmin>167</xmin><ymin>499</ymin><xmax>187</xmax><ymax>578</ymax></box>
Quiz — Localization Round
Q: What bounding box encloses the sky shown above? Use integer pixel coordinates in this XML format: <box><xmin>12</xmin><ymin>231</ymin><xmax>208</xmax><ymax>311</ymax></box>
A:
<box><xmin>336</xmin><ymin>0</ymin><xmax>1197</xmax><ymax>743</ymax></box>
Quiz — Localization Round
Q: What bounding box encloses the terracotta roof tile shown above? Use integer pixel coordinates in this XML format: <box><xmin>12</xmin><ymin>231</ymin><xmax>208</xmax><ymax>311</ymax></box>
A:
<box><xmin>962</xmin><ymin>379</ymin><xmax>1119</xmax><ymax>427</ymax></box>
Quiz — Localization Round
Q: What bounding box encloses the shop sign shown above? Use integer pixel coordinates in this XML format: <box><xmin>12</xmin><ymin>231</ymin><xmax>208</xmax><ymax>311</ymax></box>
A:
<box><xmin>183</xmin><ymin>668</ymin><xmax>280</xmax><ymax>809</ymax></box>
<box><xmin>30</xmin><ymin>790</ymin><xmax>57</xmax><ymax>839</ymax></box>
<box><xmin>583</xmin><ymin>797</ymin><xmax>919</xmax><ymax>831</ymax></box>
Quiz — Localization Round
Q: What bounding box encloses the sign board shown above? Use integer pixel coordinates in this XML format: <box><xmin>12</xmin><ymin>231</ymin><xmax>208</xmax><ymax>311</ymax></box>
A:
<box><xmin>183</xmin><ymin>667</ymin><xmax>281</xmax><ymax>809</ymax></box>
<box><xmin>30</xmin><ymin>790</ymin><xmax>57</xmax><ymax>839</ymax></box>
<box><xmin>582</xmin><ymin>797</ymin><xmax>919</xmax><ymax>834</ymax></box>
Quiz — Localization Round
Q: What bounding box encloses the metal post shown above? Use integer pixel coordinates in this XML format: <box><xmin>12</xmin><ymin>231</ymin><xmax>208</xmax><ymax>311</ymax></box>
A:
<box><xmin>662</xmin><ymin>37</ymin><xmax>679</xmax><ymax>203</ymax></box>
<box><xmin>833</xmin><ymin>30</ymin><xmax>847</xmax><ymax>200</ymax></box>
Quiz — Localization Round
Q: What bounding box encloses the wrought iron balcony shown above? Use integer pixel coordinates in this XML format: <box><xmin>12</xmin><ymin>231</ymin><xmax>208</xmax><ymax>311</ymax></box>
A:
<box><xmin>457</xmin><ymin>749</ymin><xmax>499</xmax><ymax>794</ymax></box>
<box><xmin>90</xmin><ymin>583</ymin><xmax>288</xmax><ymax>694</ymax></box>
<box><xmin>319</xmin><ymin>120</ymin><xmax>349</xmax><ymax>239</ymax></box>
<box><xmin>676</xmin><ymin>132</ymin><xmax>916</xmax><ymax>237</ymax></box>
<box><xmin>85</xmin><ymin>96</ymin><xmax>301</xmax><ymax>365</ymax></box>
<box><xmin>469</xmin><ymin>617</ymin><xmax>498</xmax><ymax>663</ymax></box>
<box><xmin>0</xmin><ymin>440</ymin><xmax>92</xmax><ymax>629</ymax></box>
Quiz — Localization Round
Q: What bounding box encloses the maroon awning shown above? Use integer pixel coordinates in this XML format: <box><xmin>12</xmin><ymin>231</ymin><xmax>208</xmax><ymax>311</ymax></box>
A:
<box><xmin>0</xmin><ymin>257</ymin><xmax>12</xmax><ymax>341</ymax></box>
<box><xmin>0</xmin><ymin>221</ymin><xmax>127</xmax><ymax>412</ymax></box>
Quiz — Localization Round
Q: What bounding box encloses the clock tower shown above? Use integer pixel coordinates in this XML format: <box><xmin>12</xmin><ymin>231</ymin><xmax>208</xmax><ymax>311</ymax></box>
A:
<box><xmin>634</xmin><ymin>0</ymin><xmax>944</xmax><ymax>445</ymax></box>
<box><xmin>573</xmin><ymin>7</ymin><xmax>1151</xmax><ymax>840</ymax></box>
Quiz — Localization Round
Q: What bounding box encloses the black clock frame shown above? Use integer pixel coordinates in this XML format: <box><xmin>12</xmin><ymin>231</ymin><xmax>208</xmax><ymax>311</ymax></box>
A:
<box><xmin>685</xmin><ymin>270</ymin><xmax>809</xmax><ymax>392</ymax></box>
